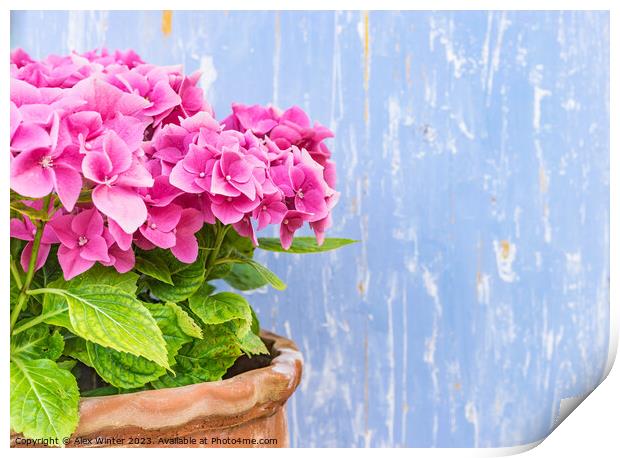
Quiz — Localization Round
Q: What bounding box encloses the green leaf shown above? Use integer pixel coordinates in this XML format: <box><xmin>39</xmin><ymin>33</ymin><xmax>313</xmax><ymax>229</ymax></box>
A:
<box><xmin>167</xmin><ymin>302</ymin><xmax>203</xmax><ymax>339</ymax></box>
<box><xmin>206</xmin><ymin>262</ymin><xmax>232</xmax><ymax>280</ymax></box>
<box><xmin>135</xmin><ymin>249</ymin><xmax>174</xmax><ymax>285</ymax></box>
<box><xmin>147</xmin><ymin>249</ymin><xmax>207</xmax><ymax>302</ymax></box>
<box><xmin>225</xmin><ymin>258</ymin><xmax>286</xmax><ymax>291</ymax></box>
<box><xmin>223</xmin><ymin>262</ymin><xmax>268</xmax><ymax>290</ymax></box>
<box><xmin>10</xmin><ymin>358</ymin><xmax>79</xmax><ymax>444</ymax></box>
<box><xmin>81</xmin><ymin>386</ymin><xmax>143</xmax><ymax>397</ymax></box>
<box><xmin>84</xmin><ymin>302</ymin><xmax>200</xmax><ymax>389</ymax></box>
<box><xmin>10</xmin><ymin>201</ymin><xmax>50</xmax><ymax>221</ymax></box>
<box><xmin>11</xmin><ymin>325</ymin><xmax>64</xmax><ymax>360</ymax></box>
<box><xmin>43</xmin><ymin>285</ymin><xmax>169</xmax><ymax>370</ymax></box>
<box><xmin>144</xmin><ymin>302</ymin><xmax>198</xmax><ymax>359</ymax></box>
<box><xmin>238</xmin><ymin>330</ymin><xmax>269</xmax><ymax>356</ymax></box>
<box><xmin>63</xmin><ymin>336</ymin><xmax>91</xmax><ymax>366</ymax></box>
<box><xmin>189</xmin><ymin>290</ymin><xmax>252</xmax><ymax>337</ymax></box>
<box><xmin>257</xmin><ymin>236</ymin><xmax>358</xmax><ymax>253</ymax></box>
<box><xmin>151</xmin><ymin>322</ymin><xmax>242</xmax><ymax>389</ymax></box>
<box><xmin>221</xmin><ymin>228</ymin><xmax>255</xmax><ymax>257</ymax></box>
<box><xmin>86</xmin><ymin>342</ymin><xmax>166</xmax><ymax>389</ymax></box>
<box><xmin>41</xmin><ymin>266</ymin><xmax>139</xmax><ymax>331</ymax></box>
<box><xmin>56</xmin><ymin>360</ymin><xmax>77</xmax><ymax>371</ymax></box>
<box><xmin>250</xmin><ymin>306</ymin><xmax>261</xmax><ymax>335</ymax></box>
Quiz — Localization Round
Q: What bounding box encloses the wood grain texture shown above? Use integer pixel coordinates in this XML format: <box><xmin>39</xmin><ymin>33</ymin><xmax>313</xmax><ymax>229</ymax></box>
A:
<box><xmin>10</xmin><ymin>11</ymin><xmax>610</xmax><ymax>447</ymax></box>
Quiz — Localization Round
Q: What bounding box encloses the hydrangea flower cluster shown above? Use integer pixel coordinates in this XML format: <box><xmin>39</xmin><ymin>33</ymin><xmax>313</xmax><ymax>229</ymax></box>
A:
<box><xmin>10</xmin><ymin>49</ymin><xmax>339</xmax><ymax>280</ymax></box>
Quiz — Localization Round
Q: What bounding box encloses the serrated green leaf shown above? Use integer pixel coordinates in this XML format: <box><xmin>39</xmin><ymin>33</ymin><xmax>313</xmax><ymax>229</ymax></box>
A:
<box><xmin>84</xmin><ymin>302</ymin><xmax>200</xmax><ymax>389</ymax></box>
<box><xmin>41</xmin><ymin>266</ymin><xmax>139</xmax><ymax>331</ymax></box>
<box><xmin>238</xmin><ymin>330</ymin><xmax>269</xmax><ymax>356</ymax></box>
<box><xmin>10</xmin><ymin>358</ymin><xmax>79</xmax><ymax>445</ymax></box>
<box><xmin>135</xmin><ymin>249</ymin><xmax>174</xmax><ymax>285</ymax></box>
<box><xmin>225</xmin><ymin>258</ymin><xmax>286</xmax><ymax>291</ymax></box>
<box><xmin>206</xmin><ymin>262</ymin><xmax>232</xmax><ymax>280</ymax></box>
<box><xmin>189</xmin><ymin>290</ymin><xmax>253</xmax><ymax>337</ymax></box>
<box><xmin>63</xmin><ymin>336</ymin><xmax>91</xmax><ymax>366</ymax></box>
<box><xmin>223</xmin><ymin>262</ymin><xmax>269</xmax><ymax>290</ymax></box>
<box><xmin>86</xmin><ymin>342</ymin><xmax>166</xmax><ymax>389</ymax></box>
<box><xmin>167</xmin><ymin>302</ymin><xmax>203</xmax><ymax>339</ymax></box>
<box><xmin>11</xmin><ymin>325</ymin><xmax>64</xmax><ymax>360</ymax></box>
<box><xmin>257</xmin><ymin>236</ymin><xmax>358</xmax><ymax>253</ymax></box>
<box><xmin>147</xmin><ymin>250</ymin><xmax>207</xmax><ymax>302</ymax></box>
<box><xmin>151</xmin><ymin>322</ymin><xmax>241</xmax><ymax>389</ymax></box>
<box><xmin>250</xmin><ymin>306</ymin><xmax>261</xmax><ymax>335</ymax></box>
<box><xmin>144</xmin><ymin>302</ymin><xmax>197</xmax><ymax>359</ymax></box>
<box><xmin>43</xmin><ymin>285</ymin><xmax>169</xmax><ymax>370</ymax></box>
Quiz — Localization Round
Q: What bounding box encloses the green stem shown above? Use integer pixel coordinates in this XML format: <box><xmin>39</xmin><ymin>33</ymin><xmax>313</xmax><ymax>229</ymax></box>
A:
<box><xmin>10</xmin><ymin>260</ymin><xmax>23</xmax><ymax>290</ymax></box>
<box><xmin>10</xmin><ymin>194</ymin><xmax>52</xmax><ymax>332</ymax></box>
<box><xmin>204</xmin><ymin>224</ymin><xmax>231</xmax><ymax>279</ymax></box>
<box><xmin>10</xmin><ymin>224</ymin><xmax>44</xmax><ymax>331</ymax></box>
<box><xmin>12</xmin><ymin>307</ymin><xmax>68</xmax><ymax>336</ymax></box>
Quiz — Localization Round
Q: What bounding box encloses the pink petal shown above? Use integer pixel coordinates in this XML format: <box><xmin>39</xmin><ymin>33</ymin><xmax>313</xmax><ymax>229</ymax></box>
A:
<box><xmin>279</xmin><ymin>224</ymin><xmax>294</xmax><ymax>250</ymax></box>
<box><xmin>71</xmin><ymin>208</ymin><xmax>103</xmax><ymax>238</ymax></box>
<box><xmin>211</xmin><ymin>165</ymin><xmax>241</xmax><ymax>197</ymax></box>
<box><xmin>10</xmin><ymin>102</ymin><xmax>22</xmax><ymax>141</ymax></box>
<box><xmin>19</xmin><ymin>104</ymin><xmax>55</xmax><ymax>125</ymax></box>
<box><xmin>79</xmin><ymin>235</ymin><xmax>110</xmax><ymax>262</ymax></box>
<box><xmin>51</xmin><ymin>165</ymin><xmax>82</xmax><ymax>212</ymax></box>
<box><xmin>20</xmin><ymin>242</ymin><xmax>50</xmax><ymax>272</ymax></box>
<box><xmin>295</xmin><ymin>189</ymin><xmax>327</xmax><ymax>220</ymax></box>
<box><xmin>150</xmin><ymin>204</ymin><xmax>182</xmax><ymax>232</ymax></box>
<box><xmin>115</xmin><ymin>158</ymin><xmax>154</xmax><ymax>188</ymax></box>
<box><xmin>233</xmin><ymin>217</ymin><xmax>258</xmax><ymax>247</ymax></box>
<box><xmin>49</xmin><ymin>214</ymin><xmax>78</xmax><ymax>248</ymax></box>
<box><xmin>139</xmin><ymin>226</ymin><xmax>176</xmax><ymax>249</ymax></box>
<box><xmin>109</xmin><ymin>245</ymin><xmax>135</xmax><ymax>273</ymax></box>
<box><xmin>280</xmin><ymin>106</ymin><xmax>311</xmax><ymax>128</ymax></box>
<box><xmin>104</xmin><ymin>113</ymin><xmax>149</xmax><ymax>152</ymax></box>
<box><xmin>10</xmin><ymin>218</ymin><xmax>35</xmax><ymax>241</ymax></box>
<box><xmin>11</xmin><ymin>123</ymin><xmax>51</xmax><ymax>152</ymax></box>
<box><xmin>92</xmin><ymin>185</ymin><xmax>147</xmax><ymax>233</ymax></box>
<box><xmin>211</xmin><ymin>200</ymin><xmax>244</xmax><ymax>225</ymax></box>
<box><xmin>169</xmin><ymin>162</ymin><xmax>204</xmax><ymax>193</ymax></box>
<box><xmin>143</xmin><ymin>80</ymin><xmax>182</xmax><ymax>116</ymax></box>
<box><xmin>180</xmin><ymin>111</ymin><xmax>220</xmax><ymax>132</ymax></box>
<box><xmin>108</xmin><ymin>218</ymin><xmax>133</xmax><ymax>251</ymax></box>
<box><xmin>68</xmin><ymin>77</ymin><xmax>149</xmax><ymax>121</ymax></box>
<box><xmin>230</xmin><ymin>178</ymin><xmax>256</xmax><ymax>201</ymax></box>
<box><xmin>11</xmin><ymin>78</ymin><xmax>41</xmax><ymax>106</ymax></box>
<box><xmin>170</xmin><ymin>234</ymin><xmax>198</xmax><ymax>264</ymax></box>
<box><xmin>58</xmin><ymin>244</ymin><xmax>95</xmax><ymax>280</ymax></box>
<box><xmin>10</xmin><ymin>148</ymin><xmax>55</xmax><ymax>198</ymax></box>
<box><xmin>177</xmin><ymin>208</ymin><xmax>203</xmax><ymax>234</ymax></box>
<box><xmin>103</xmin><ymin>130</ymin><xmax>132</xmax><ymax>175</ymax></box>
<box><xmin>82</xmin><ymin>150</ymin><xmax>113</xmax><ymax>184</ymax></box>
<box><xmin>144</xmin><ymin>175</ymin><xmax>184</xmax><ymax>207</ymax></box>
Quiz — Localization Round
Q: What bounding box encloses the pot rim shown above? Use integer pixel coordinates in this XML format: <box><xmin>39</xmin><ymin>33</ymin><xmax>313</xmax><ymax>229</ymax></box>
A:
<box><xmin>71</xmin><ymin>329</ymin><xmax>303</xmax><ymax>437</ymax></box>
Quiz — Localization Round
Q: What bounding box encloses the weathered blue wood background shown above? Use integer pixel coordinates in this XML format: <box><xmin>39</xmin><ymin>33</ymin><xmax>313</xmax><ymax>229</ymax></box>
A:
<box><xmin>10</xmin><ymin>11</ymin><xmax>610</xmax><ymax>448</ymax></box>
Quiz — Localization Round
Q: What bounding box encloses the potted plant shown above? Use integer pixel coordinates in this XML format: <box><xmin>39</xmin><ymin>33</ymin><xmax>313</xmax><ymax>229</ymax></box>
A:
<box><xmin>9</xmin><ymin>48</ymin><xmax>354</xmax><ymax>447</ymax></box>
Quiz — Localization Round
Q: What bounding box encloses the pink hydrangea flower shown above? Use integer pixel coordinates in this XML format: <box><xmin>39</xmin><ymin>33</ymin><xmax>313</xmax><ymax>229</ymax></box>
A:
<box><xmin>10</xmin><ymin>207</ymin><xmax>59</xmax><ymax>272</ymax></box>
<box><xmin>279</xmin><ymin>210</ymin><xmax>312</xmax><ymax>250</ymax></box>
<box><xmin>49</xmin><ymin>208</ymin><xmax>110</xmax><ymax>280</ymax></box>
<box><xmin>10</xmin><ymin>48</ymin><xmax>340</xmax><ymax>280</ymax></box>
<box><xmin>82</xmin><ymin>130</ymin><xmax>153</xmax><ymax>233</ymax></box>
<box><xmin>139</xmin><ymin>204</ymin><xmax>182</xmax><ymax>249</ymax></box>
<box><xmin>170</xmin><ymin>208</ymin><xmax>203</xmax><ymax>263</ymax></box>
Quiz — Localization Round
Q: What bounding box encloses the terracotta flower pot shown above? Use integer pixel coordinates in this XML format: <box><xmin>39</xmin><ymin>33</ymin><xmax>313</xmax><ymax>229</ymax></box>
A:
<box><xmin>12</xmin><ymin>330</ymin><xmax>302</xmax><ymax>448</ymax></box>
